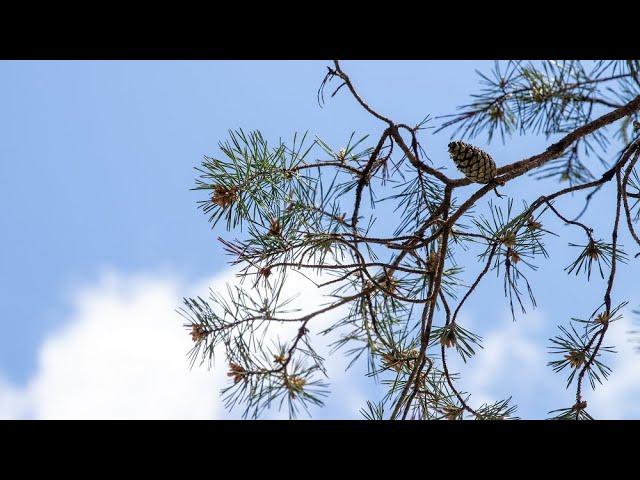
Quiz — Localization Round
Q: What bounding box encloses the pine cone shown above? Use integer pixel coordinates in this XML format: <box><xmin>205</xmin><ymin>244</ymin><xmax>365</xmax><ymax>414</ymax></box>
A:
<box><xmin>448</xmin><ymin>141</ymin><xmax>497</xmax><ymax>183</ymax></box>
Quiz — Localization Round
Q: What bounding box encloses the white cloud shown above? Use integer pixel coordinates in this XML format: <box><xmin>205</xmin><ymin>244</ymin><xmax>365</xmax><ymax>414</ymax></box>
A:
<box><xmin>451</xmin><ymin>306</ymin><xmax>640</xmax><ymax>419</ymax></box>
<box><xmin>588</xmin><ymin>306</ymin><xmax>640</xmax><ymax>419</ymax></box>
<box><xmin>8</xmin><ymin>271</ymin><xmax>229</xmax><ymax>419</ymax></box>
<box><xmin>450</xmin><ymin>310</ymin><xmax>562</xmax><ymax>418</ymax></box>
<box><xmin>2</xmin><ymin>267</ymin><xmax>638</xmax><ymax>419</ymax></box>
<box><xmin>0</xmin><ymin>268</ymin><xmax>369</xmax><ymax>419</ymax></box>
<box><xmin>0</xmin><ymin>376</ymin><xmax>29</xmax><ymax>419</ymax></box>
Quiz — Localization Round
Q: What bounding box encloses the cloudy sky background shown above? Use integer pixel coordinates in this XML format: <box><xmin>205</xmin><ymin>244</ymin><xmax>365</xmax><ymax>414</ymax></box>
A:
<box><xmin>1</xmin><ymin>60</ymin><xmax>639</xmax><ymax>419</ymax></box>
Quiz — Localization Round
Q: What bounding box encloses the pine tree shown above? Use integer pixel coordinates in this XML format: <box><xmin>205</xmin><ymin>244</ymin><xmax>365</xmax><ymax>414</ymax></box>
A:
<box><xmin>180</xmin><ymin>60</ymin><xmax>640</xmax><ymax>420</ymax></box>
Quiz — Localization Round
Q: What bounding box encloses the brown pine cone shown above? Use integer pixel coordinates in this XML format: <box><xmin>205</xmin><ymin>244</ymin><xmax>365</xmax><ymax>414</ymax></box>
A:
<box><xmin>448</xmin><ymin>141</ymin><xmax>497</xmax><ymax>183</ymax></box>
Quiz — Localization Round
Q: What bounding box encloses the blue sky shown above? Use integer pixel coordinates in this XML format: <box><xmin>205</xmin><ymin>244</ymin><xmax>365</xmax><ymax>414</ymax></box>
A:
<box><xmin>1</xmin><ymin>60</ymin><xmax>639</xmax><ymax>419</ymax></box>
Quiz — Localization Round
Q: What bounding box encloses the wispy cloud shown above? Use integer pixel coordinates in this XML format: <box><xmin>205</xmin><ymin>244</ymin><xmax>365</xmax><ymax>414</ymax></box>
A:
<box><xmin>588</xmin><ymin>304</ymin><xmax>640</xmax><ymax>419</ymax></box>
<box><xmin>451</xmin><ymin>305</ymin><xmax>640</xmax><ymax>419</ymax></box>
<box><xmin>452</xmin><ymin>310</ymin><xmax>568</xmax><ymax>418</ymax></box>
